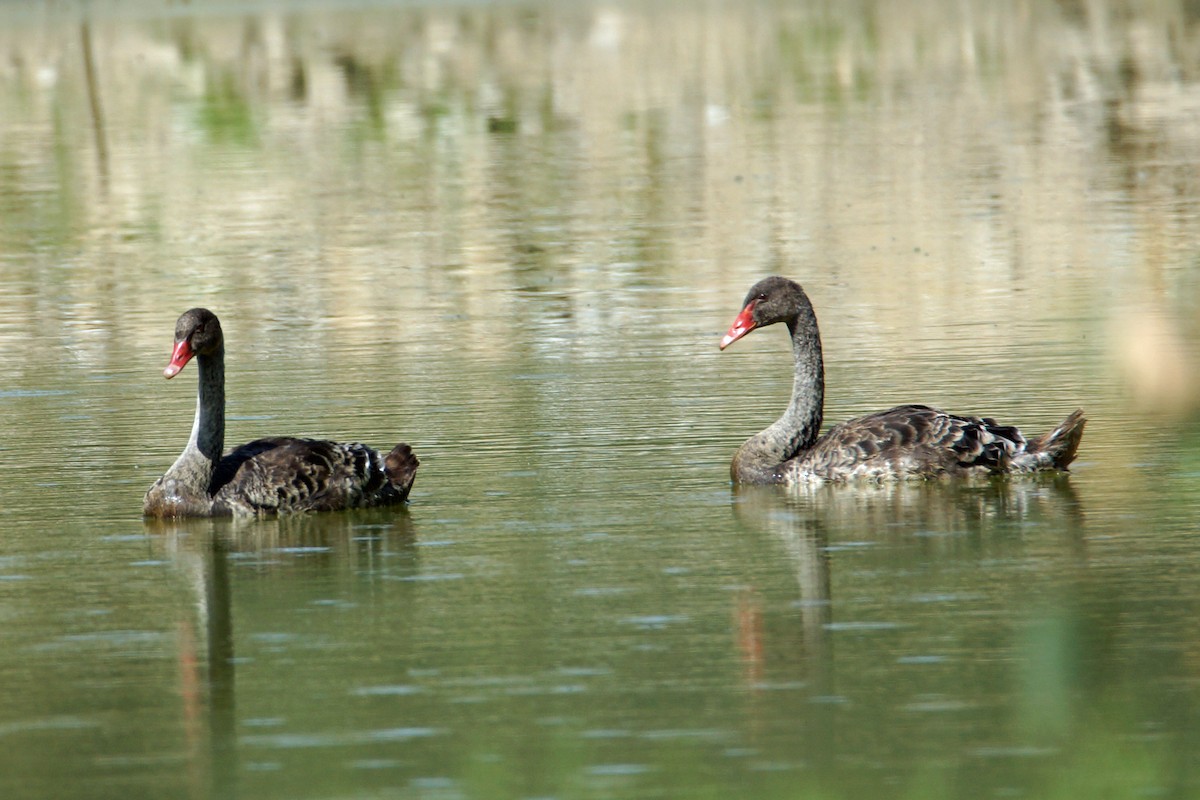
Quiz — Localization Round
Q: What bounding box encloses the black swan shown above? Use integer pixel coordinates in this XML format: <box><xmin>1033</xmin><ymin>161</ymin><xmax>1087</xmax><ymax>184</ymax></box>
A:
<box><xmin>144</xmin><ymin>308</ymin><xmax>419</xmax><ymax>517</ymax></box>
<box><xmin>719</xmin><ymin>276</ymin><xmax>1086</xmax><ymax>484</ymax></box>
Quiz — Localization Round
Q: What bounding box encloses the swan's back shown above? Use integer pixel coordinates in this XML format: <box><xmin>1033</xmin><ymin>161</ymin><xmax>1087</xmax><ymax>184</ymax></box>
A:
<box><xmin>211</xmin><ymin>437</ymin><xmax>419</xmax><ymax>515</ymax></box>
<box><xmin>786</xmin><ymin>405</ymin><xmax>1084</xmax><ymax>483</ymax></box>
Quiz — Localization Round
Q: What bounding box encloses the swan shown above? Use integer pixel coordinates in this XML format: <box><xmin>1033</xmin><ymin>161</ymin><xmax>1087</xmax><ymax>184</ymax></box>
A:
<box><xmin>719</xmin><ymin>276</ymin><xmax>1086</xmax><ymax>484</ymax></box>
<box><xmin>144</xmin><ymin>308</ymin><xmax>419</xmax><ymax>517</ymax></box>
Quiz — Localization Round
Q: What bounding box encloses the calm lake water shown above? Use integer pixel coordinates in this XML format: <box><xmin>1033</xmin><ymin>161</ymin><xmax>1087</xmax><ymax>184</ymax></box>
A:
<box><xmin>2</xmin><ymin>1</ymin><xmax>1200</xmax><ymax>798</ymax></box>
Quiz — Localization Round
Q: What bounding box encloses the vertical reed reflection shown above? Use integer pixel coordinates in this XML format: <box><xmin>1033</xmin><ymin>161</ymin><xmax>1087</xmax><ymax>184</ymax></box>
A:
<box><xmin>79</xmin><ymin>21</ymin><xmax>109</xmax><ymax>193</ymax></box>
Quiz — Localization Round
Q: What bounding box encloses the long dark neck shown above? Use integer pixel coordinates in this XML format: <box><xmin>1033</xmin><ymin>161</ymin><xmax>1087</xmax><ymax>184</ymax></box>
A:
<box><xmin>780</xmin><ymin>306</ymin><xmax>825</xmax><ymax>453</ymax></box>
<box><xmin>167</xmin><ymin>345</ymin><xmax>226</xmax><ymax>493</ymax></box>
<box><xmin>731</xmin><ymin>299</ymin><xmax>824</xmax><ymax>483</ymax></box>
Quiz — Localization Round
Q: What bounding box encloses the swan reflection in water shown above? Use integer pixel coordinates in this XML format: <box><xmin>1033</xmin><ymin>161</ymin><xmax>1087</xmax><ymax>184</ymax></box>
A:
<box><xmin>728</xmin><ymin>476</ymin><xmax>1085</xmax><ymax>695</ymax></box>
<box><xmin>144</xmin><ymin>510</ymin><xmax>417</xmax><ymax>797</ymax></box>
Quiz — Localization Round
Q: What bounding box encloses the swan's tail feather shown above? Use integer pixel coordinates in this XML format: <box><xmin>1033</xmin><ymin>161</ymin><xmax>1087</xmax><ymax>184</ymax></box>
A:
<box><xmin>384</xmin><ymin>443</ymin><xmax>420</xmax><ymax>502</ymax></box>
<box><xmin>1021</xmin><ymin>409</ymin><xmax>1086</xmax><ymax>471</ymax></box>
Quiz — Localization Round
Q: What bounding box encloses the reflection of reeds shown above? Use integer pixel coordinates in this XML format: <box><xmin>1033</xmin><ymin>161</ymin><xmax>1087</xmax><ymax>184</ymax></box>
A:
<box><xmin>79</xmin><ymin>21</ymin><xmax>109</xmax><ymax>191</ymax></box>
<box><xmin>1</xmin><ymin>1</ymin><xmax>1197</xmax><ymax>460</ymax></box>
<box><xmin>1</xmin><ymin>3</ymin><xmax>1197</xmax><ymax>344</ymax></box>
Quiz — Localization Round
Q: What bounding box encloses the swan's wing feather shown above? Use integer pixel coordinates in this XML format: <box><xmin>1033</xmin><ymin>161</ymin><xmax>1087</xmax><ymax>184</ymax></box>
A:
<box><xmin>212</xmin><ymin>437</ymin><xmax>390</xmax><ymax>514</ymax></box>
<box><xmin>805</xmin><ymin>405</ymin><xmax>1026</xmax><ymax>478</ymax></box>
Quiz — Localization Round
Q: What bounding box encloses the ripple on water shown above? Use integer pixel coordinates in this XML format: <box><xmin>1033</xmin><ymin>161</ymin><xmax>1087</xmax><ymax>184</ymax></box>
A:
<box><xmin>349</xmin><ymin>759</ymin><xmax>402</xmax><ymax>770</ymax></box>
<box><xmin>621</xmin><ymin>614</ymin><xmax>690</xmax><ymax>630</ymax></box>
<box><xmin>902</xmin><ymin>696</ymin><xmax>974</xmax><ymax>713</ymax></box>
<box><xmin>585</xmin><ymin>763</ymin><xmax>653</xmax><ymax>776</ymax></box>
<box><xmin>31</xmin><ymin>630</ymin><xmax>171</xmax><ymax>653</ymax></box>
<box><xmin>0</xmin><ymin>716</ymin><xmax>100</xmax><ymax>737</ymax></box>
<box><xmin>581</xmin><ymin>729</ymin><xmax>632</xmax><ymax>740</ymax></box>
<box><xmin>241</xmin><ymin>727</ymin><xmax>441</xmax><ymax>749</ymax></box>
<box><xmin>823</xmin><ymin>621</ymin><xmax>903</xmax><ymax>632</ymax></box>
<box><xmin>351</xmin><ymin>685</ymin><xmax>424</xmax><ymax>697</ymax></box>
<box><xmin>897</xmin><ymin>655</ymin><xmax>950</xmax><ymax>664</ymax></box>
<box><xmin>382</xmin><ymin>572</ymin><xmax>465</xmax><ymax>582</ymax></box>
<box><xmin>573</xmin><ymin>586</ymin><xmax>631</xmax><ymax>597</ymax></box>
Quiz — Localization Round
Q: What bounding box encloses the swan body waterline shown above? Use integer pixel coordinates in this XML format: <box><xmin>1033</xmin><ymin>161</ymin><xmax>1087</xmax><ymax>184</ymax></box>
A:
<box><xmin>143</xmin><ymin>308</ymin><xmax>419</xmax><ymax>518</ymax></box>
<box><xmin>719</xmin><ymin>276</ymin><xmax>1086</xmax><ymax>485</ymax></box>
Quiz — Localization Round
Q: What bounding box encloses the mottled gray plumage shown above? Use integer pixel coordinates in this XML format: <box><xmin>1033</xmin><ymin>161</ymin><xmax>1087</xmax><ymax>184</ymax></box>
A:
<box><xmin>144</xmin><ymin>308</ymin><xmax>419</xmax><ymax>518</ymax></box>
<box><xmin>720</xmin><ymin>276</ymin><xmax>1086</xmax><ymax>484</ymax></box>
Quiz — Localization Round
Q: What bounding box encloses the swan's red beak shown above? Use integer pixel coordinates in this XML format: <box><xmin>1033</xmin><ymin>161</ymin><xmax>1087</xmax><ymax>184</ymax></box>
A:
<box><xmin>164</xmin><ymin>339</ymin><xmax>194</xmax><ymax>379</ymax></box>
<box><xmin>719</xmin><ymin>304</ymin><xmax>758</xmax><ymax>350</ymax></box>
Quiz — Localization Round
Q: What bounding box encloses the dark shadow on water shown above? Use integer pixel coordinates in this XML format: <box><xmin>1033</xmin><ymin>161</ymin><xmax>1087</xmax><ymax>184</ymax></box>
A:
<box><xmin>730</xmin><ymin>483</ymin><xmax>836</xmax><ymax>767</ymax></box>
<box><xmin>142</xmin><ymin>508</ymin><xmax>417</xmax><ymax>799</ymax></box>
<box><xmin>735</xmin><ymin>475</ymin><xmax>1085</xmax><ymax>551</ymax></box>
<box><xmin>145</xmin><ymin>507</ymin><xmax>419</xmax><ymax>573</ymax></box>
<box><xmin>730</xmin><ymin>474</ymin><xmax>1086</xmax><ymax>606</ymax></box>
<box><xmin>728</xmin><ymin>476</ymin><xmax>1086</xmax><ymax>774</ymax></box>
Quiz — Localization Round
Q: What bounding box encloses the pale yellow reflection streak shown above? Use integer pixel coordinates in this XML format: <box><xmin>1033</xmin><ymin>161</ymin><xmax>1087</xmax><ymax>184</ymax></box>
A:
<box><xmin>0</xmin><ymin>1</ymin><xmax>1196</xmax><ymax>414</ymax></box>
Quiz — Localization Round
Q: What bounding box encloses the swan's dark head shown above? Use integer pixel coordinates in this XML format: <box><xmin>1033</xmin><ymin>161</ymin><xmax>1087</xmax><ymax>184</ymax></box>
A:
<box><xmin>719</xmin><ymin>276</ymin><xmax>809</xmax><ymax>350</ymax></box>
<box><xmin>164</xmin><ymin>308</ymin><xmax>224</xmax><ymax>378</ymax></box>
